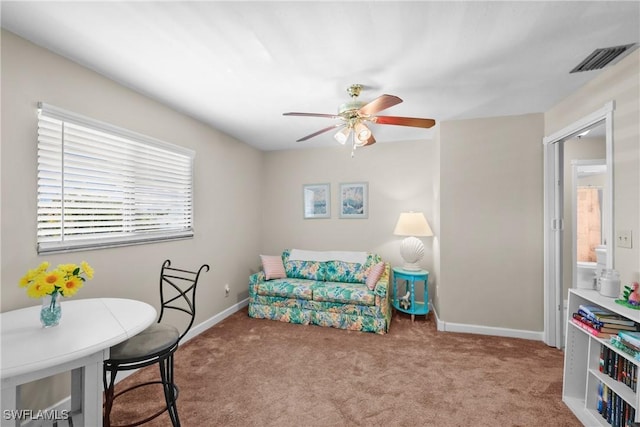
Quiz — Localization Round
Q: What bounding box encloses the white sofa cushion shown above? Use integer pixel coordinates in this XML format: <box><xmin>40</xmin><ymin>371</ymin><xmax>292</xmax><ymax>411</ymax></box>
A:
<box><xmin>289</xmin><ymin>249</ymin><xmax>367</xmax><ymax>264</ymax></box>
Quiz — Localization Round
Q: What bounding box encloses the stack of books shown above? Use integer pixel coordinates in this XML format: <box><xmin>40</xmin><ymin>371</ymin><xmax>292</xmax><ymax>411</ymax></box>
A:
<box><xmin>570</xmin><ymin>304</ymin><xmax>639</xmax><ymax>338</ymax></box>
<box><xmin>612</xmin><ymin>330</ymin><xmax>640</xmax><ymax>360</ymax></box>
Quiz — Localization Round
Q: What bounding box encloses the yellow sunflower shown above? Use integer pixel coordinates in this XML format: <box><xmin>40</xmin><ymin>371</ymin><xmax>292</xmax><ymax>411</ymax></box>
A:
<box><xmin>26</xmin><ymin>279</ymin><xmax>55</xmax><ymax>298</ymax></box>
<box><xmin>36</xmin><ymin>261</ymin><xmax>50</xmax><ymax>272</ymax></box>
<box><xmin>60</xmin><ymin>276</ymin><xmax>83</xmax><ymax>297</ymax></box>
<box><xmin>57</xmin><ymin>263</ymin><xmax>79</xmax><ymax>276</ymax></box>
<box><xmin>80</xmin><ymin>261</ymin><xmax>94</xmax><ymax>280</ymax></box>
<box><xmin>40</xmin><ymin>269</ymin><xmax>64</xmax><ymax>290</ymax></box>
<box><xmin>19</xmin><ymin>268</ymin><xmax>39</xmax><ymax>287</ymax></box>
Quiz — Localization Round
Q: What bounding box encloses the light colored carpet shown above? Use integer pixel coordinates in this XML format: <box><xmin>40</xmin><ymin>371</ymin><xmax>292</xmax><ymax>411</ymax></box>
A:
<box><xmin>109</xmin><ymin>308</ymin><xmax>581</xmax><ymax>427</ymax></box>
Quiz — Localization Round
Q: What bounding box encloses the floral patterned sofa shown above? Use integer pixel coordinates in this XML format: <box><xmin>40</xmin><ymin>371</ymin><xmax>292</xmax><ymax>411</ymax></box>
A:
<box><xmin>248</xmin><ymin>249</ymin><xmax>391</xmax><ymax>334</ymax></box>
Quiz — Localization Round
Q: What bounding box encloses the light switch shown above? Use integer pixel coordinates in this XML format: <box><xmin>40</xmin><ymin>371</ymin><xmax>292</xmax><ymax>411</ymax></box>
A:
<box><xmin>617</xmin><ymin>230</ymin><xmax>633</xmax><ymax>249</ymax></box>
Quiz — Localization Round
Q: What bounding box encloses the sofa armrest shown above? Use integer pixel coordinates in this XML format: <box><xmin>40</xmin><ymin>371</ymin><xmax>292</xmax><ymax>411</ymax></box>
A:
<box><xmin>373</xmin><ymin>263</ymin><xmax>391</xmax><ymax>298</ymax></box>
<box><xmin>249</xmin><ymin>271</ymin><xmax>267</xmax><ymax>297</ymax></box>
<box><xmin>249</xmin><ymin>271</ymin><xmax>266</xmax><ymax>298</ymax></box>
<box><xmin>250</xmin><ymin>271</ymin><xmax>266</xmax><ymax>285</ymax></box>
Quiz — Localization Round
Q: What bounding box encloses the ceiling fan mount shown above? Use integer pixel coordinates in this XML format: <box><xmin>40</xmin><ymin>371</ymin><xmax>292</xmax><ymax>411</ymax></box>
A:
<box><xmin>283</xmin><ymin>84</ymin><xmax>435</xmax><ymax>156</ymax></box>
<box><xmin>346</xmin><ymin>83</ymin><xmax>363</xmax><ymax>98</ymax></box>
<box><xmin>338</xmin><ymin>84</ymin><xmax>367</xmax><ymax>119</ymax></box>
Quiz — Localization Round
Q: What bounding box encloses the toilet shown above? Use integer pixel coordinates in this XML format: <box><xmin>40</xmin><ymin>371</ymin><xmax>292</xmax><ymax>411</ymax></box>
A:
<box><xmin>595</xmin><ymin>245</ymin><xmax>607</xmax><ymax>290</ymax></box>
<box><xmin>575</xmin><ymin>245</ymin><xmax>607</xmax><ymax>290</ymax></box>
<box><xmin>576</xmin><ymin>261</ymin><xmax>597</xmax><ymax>289</ymax></box>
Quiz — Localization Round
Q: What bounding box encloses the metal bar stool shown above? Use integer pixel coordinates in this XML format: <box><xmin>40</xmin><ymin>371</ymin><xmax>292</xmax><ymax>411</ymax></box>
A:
<box><xmin>103</xmin><ymin>259</ymin><xmax>210</xmax><ymax>427</ymax></box>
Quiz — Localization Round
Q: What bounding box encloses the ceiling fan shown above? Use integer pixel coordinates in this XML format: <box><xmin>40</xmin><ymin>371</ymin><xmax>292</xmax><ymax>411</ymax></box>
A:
<box><xmin>283</xmin><ymin>84</ymin><xmax>436</xmax><ymax>156</ymax></box>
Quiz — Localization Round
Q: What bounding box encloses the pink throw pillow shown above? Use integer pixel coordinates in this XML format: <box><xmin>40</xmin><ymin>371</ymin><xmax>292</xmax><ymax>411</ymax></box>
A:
<box><xmin>260</xmin><ymin>255</ymin><xmax>286</xmax><ymax>280</ymax></box>
<box><xmin>365</xmin><ymin>262</ymin><xmax>385</xmax><ymax>290</ymax></box>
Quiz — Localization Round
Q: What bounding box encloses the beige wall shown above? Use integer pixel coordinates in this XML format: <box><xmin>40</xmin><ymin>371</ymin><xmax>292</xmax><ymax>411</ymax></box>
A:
<box><xmin>1</xmin><ymin>30</ymin><xmax>263</xmax><ymax>408</ymax></box>
<box><xmin>260</xmin><ymin>140</ymin><xmax>439</xmax><ymax>300</ymax></box>
<box><xmin>545</xmin><ymin>50</ymin><xmax>640</xmax><ymax>287</ymax></box>
<box><xmin>439</xmin><ymin>113</ymin><xmax>545</xmax><ymax>331</ymax></box>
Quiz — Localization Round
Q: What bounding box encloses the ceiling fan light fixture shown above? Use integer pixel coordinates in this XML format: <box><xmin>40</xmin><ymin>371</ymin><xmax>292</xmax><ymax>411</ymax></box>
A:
<box><xmin>334</xmin><ymin>127</ymin><xmax>351</xmax><ymax>145</ymax></box>
<box><xmin>355</xmin><ymin>122</ymin><xmax>371</xmax><ymax>142</ymax></box>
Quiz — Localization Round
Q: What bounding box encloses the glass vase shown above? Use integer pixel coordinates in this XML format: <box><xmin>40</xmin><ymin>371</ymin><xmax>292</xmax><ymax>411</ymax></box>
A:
<box><xmin>40</xmin><ymin>292</ymin><xmax>62</xmax><ymax>327</ymax></box>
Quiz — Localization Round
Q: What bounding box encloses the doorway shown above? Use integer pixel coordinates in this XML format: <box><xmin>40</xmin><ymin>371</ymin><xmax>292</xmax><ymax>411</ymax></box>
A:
<box><xmin>572</xmin><ymin>159</ymin><xmax>606</xmax><ymax>289</ymax></box>
<box><xmin>543</xmin><ymin>101</ymin><xmax>614</xmax><ymax>349</ymax></box>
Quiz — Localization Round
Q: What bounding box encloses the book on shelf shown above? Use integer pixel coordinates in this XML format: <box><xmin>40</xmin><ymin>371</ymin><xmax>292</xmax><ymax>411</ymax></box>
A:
<box><xmin>578</xmin><ymin>305</ymin><xmax>637</xmax><ymax>327</ymax></box>
<box><xmin>619</xmin><ymin>336</ymin><xmax>640</xmax><ymax>353</ymax></box>
<box><xmin>605</xmin><ymin>340</ymin><xmax>640</xmax><ymax>391</ymax></box>
<box><xmin>597</xmin><ymin>381</ymin><xmax>604</xmax><ymax>413</ymax></box>
<box><xmin>597</xmin><ymin>382</ymin><xmax>636</xmax><ymax>427</ymax></box>
<box><xmin>607</xmin><ymin>323</ymin><xmax>639</xmax><ymax>331</ymax></box>
<box><xmin>619</xmin><ymin>331</ymin><xmax>640</xmax><ymax>348</ymax></box>
<box><xmin>572</xmin><ymin>313</ymin><xmax>632</xmax><ymax>334</ymax></box>
<box><xmin>577</xmin><ymin>309</ymin><xmax>639</xmax><ymax>330</ymax></box>
<box><xmin>571</xmin><ymin>317</ymin><xmax>615</xmax><ymax>338</ymax></box>
<box><xmin>610</xmin><ymin>335</ymin><xmax>640</xmax><ymax>365</ymax></box>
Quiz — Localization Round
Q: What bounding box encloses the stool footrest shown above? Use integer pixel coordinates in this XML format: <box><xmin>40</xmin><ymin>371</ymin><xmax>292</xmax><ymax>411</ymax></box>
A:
<box><xmin>105</xmin><ymin>381</ymin><xmax>179</xmax><ymax>427</ymax></box>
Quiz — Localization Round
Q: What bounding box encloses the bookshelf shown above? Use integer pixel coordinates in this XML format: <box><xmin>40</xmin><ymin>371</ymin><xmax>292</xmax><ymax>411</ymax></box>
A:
<box><xmin>563</xmin><ymin>288</ymin><xmax>640</xmax><ymax>426</ymax></box>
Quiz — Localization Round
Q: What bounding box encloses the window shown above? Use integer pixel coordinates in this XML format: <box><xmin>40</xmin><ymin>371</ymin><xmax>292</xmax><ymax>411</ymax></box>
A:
<box><xmin>37</xmin><ymin>102</ymin><xmax>194</xmax><ymax>253</ymax></box>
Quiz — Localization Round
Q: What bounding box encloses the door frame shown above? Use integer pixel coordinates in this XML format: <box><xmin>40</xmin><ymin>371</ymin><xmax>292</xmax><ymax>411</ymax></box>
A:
<box><xmin>542</xmin><ymin>101</ymin><xmax>614</xmax><ymax>348</ymax></box>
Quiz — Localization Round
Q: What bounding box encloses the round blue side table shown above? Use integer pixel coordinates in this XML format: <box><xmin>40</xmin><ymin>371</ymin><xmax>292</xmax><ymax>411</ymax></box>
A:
<box><xmin>392</xmin><ymin>267</ymin><xmax>429</xmax><ymax>322</ymax></box>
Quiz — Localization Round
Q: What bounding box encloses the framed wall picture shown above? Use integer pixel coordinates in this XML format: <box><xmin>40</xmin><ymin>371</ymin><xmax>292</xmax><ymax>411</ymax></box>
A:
<box><xmin>303</xmin><ymin>183</ymin><xmax>331</xmax><ymax>219</ymax></box>
<box><xmin>339</xmin><ymin>182</ymin><xmax>368</xmax><ymax>219</ymax></box>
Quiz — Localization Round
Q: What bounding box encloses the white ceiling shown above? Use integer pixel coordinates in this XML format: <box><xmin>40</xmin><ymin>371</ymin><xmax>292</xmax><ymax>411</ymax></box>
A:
<box><xmin>1</xmin><ymin>1</ymin><xmax>639</xmax><ymax>151</ymax></box>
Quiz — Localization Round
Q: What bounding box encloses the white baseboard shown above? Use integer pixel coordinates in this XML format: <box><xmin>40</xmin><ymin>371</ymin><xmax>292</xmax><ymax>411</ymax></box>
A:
<box><xmin>430</xmin><ymin>301</ymin><xmax>544</xmax><ymax>341</ymax></box>
<box><xmin>182</xmin><ymin>298</ymin><xmax>248</xmax><ymax>344</ymax></box>
<box><xmin>27</xmin><ymin>298</ymin><xmax>249</xmax><ymax>426</ymax></box>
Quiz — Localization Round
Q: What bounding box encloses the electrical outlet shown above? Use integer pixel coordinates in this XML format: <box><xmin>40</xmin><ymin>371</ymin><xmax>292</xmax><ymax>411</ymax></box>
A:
<box><xmin>224</xmin><ymin>284</ymin><xmax>230</xmax><ymax>297</ymax></box>
<box><xmin>617</xmin><ymin>230</ymin><xmax>633</xmax><ymax>249</ymax></box>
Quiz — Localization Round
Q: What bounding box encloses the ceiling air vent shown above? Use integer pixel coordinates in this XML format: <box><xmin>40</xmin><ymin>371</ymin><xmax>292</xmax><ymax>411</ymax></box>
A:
<box><xmin>570</xmin><ymin>43</ymin><xmax>637</xmax><ymax>73</ymax></box>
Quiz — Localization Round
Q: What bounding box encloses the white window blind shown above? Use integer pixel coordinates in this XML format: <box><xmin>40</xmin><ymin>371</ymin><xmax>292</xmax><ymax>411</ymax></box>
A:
<box><xmin>37</xmin><ymin>102</ymin><xmax>194</xmax><ymax>253</ymax></box>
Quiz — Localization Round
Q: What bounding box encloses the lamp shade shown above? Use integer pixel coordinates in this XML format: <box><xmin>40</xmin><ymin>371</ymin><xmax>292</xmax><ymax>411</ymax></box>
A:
<box><xmin>393</xmin><ymin>212</ymin><xmax>433</xmax><ymax>237</ymax></box>
<box><xmin>334</xmin><ymin>127</ymin><xmax>351</xmax><ymax>145</ymax></box>
<box><xmin>354</xmin><ymin>122</ymin><xmax>372</xmax><ymax>142</ymax></box>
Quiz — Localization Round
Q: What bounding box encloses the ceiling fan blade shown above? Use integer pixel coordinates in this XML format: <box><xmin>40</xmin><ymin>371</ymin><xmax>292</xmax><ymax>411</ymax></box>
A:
<box><xmin>363</xmin><ymin>134</ymin><xmax>376</xmax><ymax>146</ymax></box>
<box><xmin>358</xmin><ymin>94</ymin><xmax>402</xmax><ymax>116</ymax></box>
<box><xmin>284</xmin><ymin>112</ymin><xmax>340</xmax><ymax>119</ymax></box>
<box><xmin>373</xmin><ymin>116</ymin><xmax>436</xmax><ymax>128</ymax></box>
<box><xmin>296</xmin><ymin>123</ymin><xmax>343</xmax><ymax>142</ymax></box>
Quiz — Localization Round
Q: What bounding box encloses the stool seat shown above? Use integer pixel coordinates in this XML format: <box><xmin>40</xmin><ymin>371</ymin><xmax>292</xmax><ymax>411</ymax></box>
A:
<box><xmin>110</xmin><ymin>324</ymin><xmax>179</xmax><ymax>361</ymax></box>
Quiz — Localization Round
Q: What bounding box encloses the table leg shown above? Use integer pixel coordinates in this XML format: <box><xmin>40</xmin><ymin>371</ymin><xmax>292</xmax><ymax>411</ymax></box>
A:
<box><xmin>1</xmin><ymin>382</ymin><xmax>20</xmax><ymax>427</ymax></box>
<box><xmin>71</xmin><ymin>367</ymin><xmax>82</xmax><ymax>417</ymax></box>
<box><xmin>70</xmin><ymin>351</ymin><xmax>105</xmax><ymax>426</ymax></box>
<box><xmin>88</xmin><ymin>354</ymin><xmax>104</xmax><ymax>427</ymax></box>
<box><xmin>410</xmin><ymin>277</ymin><xmax>416</xmax><ymax>322</ymax></box>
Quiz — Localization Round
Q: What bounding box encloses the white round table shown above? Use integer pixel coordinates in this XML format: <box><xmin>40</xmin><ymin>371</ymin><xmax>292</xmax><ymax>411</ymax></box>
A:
<box><xmin>1</xmin><ymin>298</ymin><xmax>156</xmax><ymax>427</ymax></box>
